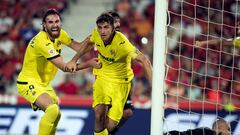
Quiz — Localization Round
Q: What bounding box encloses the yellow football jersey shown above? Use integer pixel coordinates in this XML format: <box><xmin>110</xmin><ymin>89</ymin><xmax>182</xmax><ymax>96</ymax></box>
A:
<box><xmin>17</xmin><ymin>29</ymin><xmax>72</xmax><ymax>86</ymax></box>
<box><xmin>233</xmin><ymin>37</ymin><xmax>240</xmax><ymax>48</ymax></box>
<box><xmin>90</xmin><ymin>28</ymin><xmax>140</xmax><ymax>83</ymax></box>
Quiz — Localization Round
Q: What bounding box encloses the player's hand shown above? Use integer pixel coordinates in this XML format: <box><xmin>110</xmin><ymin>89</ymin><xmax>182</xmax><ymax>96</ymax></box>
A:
<box><xmin>87</xmin><ymin>58</ymin><xmax>102</xmax><ymax>69</ymax></box>
<box><xmin>195</xmin><ymin>41</ymin><xmax>203</xmax><ymax>47</ymax></box>
<box><xmin>65</xmin><ymin>60</ymin><xmax>77</xmax><ymax>73</ymax></box>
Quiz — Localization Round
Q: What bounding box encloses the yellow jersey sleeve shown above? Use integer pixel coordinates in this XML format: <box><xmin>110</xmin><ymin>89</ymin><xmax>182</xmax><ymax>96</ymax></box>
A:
<box><xmin>59</xmin><ymin>29</ymin><xmax>72</xmax><ymax>45</ymax></box>
<box><xmin>35</xmin><ymin>40</ymin><xmax>59</xmax><ymax>60</ymax></box>
<box><xmin>90</xmin><ymin>28</ymin><xmax>97</xmax><ymax>43</ymax></box>
<box><xmin>122</xmin><ymin>36</ymin><xmax>140</xmax><ymax>60</ymax></box>
<box><xmin>233</xmin><ymin>37</ymin><xmax>240</xmax><ymax>48</ymax></box>
<box><xmin>126</xmin><ymin>43</ymin><xmax>140</xmax><ymax>59</ymax></box>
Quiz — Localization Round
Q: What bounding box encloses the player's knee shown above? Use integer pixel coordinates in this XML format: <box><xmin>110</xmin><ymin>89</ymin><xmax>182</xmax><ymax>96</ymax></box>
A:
<box><xmin>123</xmin><ymin>109</ymin><xmax>133</xmax><ymax>119</ymax></box>
<box><xmin>45</xmin><ymin>104</ymin><xmax>61</xmax><ymax>122</ymax></box>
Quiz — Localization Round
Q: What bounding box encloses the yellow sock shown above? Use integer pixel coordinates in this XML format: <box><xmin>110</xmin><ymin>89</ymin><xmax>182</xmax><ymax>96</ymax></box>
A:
<box><xmin>50</xmin><ymin>111</ymin><xmax>61</xmax><ymax>135</ymax></box>
<box><xmin>94</xmin><ymin>129</ymin><xmax>108</xmax><ymax>135</ymax></box>
<box><xmin>38</xmin><ymin>104</ymin><xmax>61</xmax><ymax>135</ymax></box>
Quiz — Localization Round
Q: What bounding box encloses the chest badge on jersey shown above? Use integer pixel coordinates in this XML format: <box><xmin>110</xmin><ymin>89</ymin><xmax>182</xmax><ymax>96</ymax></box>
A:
<box><xmin>119</xmin><ymin>41</ymin><xmax>125</xmax><ymax>45</ymax></box>
<box><xmin>110</xmin><ymin>49</ymin><xmax>116</xmax><ymax>56</ymax></box>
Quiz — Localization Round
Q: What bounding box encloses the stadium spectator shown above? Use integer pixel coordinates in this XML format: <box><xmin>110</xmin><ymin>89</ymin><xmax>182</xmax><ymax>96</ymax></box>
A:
<box><xmin>56</xmin><ymin>74</ymin><xmax>79</xmax><ymax>95</ymax></box>
<box><xmin>16</xmin><ymin>9</ymin><xmax>101</xmax><ymax>135</ymax></box>
<box><xmin>0</xmin><ymin>11</ymin><xmax>13</xmax><ymax>35</ymax></box>
<box><xmin>20</xmin><ymin>19</ymin><xmax>38</xmax><ymax>44</ymax></box>
<box><xmin>66</xmin><ymin>12</ymin><xmax>152</xmax><ymax>135</ymax></box>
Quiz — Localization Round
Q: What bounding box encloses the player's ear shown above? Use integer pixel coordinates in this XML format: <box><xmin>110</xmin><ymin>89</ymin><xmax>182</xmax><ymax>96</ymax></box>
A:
<box><xmin>42</xmin><ymin>23</ymin><xmax>46</xmax><ymax>31</ymax></box>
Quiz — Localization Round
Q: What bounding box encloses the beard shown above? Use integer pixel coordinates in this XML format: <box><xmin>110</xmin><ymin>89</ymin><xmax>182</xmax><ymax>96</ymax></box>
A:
<box><xmin>115</xmin><ymin>26</ymin><xmax>120</xmax><ymax>31</ymax></box>
<box><xmin>45</xmin><ymin>27</ymin><xmax>60</xmax><ymax>39</ymax></box>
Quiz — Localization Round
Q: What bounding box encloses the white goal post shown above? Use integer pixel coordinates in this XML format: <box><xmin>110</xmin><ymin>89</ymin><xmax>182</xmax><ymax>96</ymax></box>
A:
<box><xmin>150</xmin><ymin>0</ymin><xmax>168</xmax><ymax>135</ymax></box>
<box><xmin>154</xmin><ymin>0</ymin><xmax>240</xmax><ymax>135</ymax></box>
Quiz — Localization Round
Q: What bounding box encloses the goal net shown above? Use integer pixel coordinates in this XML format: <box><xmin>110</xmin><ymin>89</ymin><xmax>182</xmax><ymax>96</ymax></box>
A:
<box><xmin>164</xmin><ymin>0</ymin><xmax>240</xmax><ymax>134</ymax></box>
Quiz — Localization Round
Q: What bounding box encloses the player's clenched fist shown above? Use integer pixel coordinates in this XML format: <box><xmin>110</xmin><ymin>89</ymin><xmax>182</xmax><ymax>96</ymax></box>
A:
<box><xmin>87</xmin><ymin>58</ymin><xmax>102</xmax><ymax>69</ymax></box>
<box><xmin>65</xmin><ymin>60</ymin><xmax>77</xmax><ymax>72</ymax></box>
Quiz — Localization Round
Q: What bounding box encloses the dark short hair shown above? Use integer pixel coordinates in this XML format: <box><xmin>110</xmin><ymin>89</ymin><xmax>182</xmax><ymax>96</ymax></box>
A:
<box><xmin>96</xmin><ymin>13</ymin><xmax>114</xmax><ymax>26</ymax></box>
<box><xmin>42</xmin><ymin>9</ymin><xmax>61</xmax><ymax>23</ymax></box>
<box><xmin>107</xmin><ymin>11</ymin><xmax>120</xmax><ymax>19</ymax></box>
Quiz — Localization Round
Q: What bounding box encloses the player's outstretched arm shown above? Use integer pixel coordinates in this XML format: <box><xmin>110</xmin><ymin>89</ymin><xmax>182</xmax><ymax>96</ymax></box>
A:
<box><xmin>195</xmin><ymin>38</ymin><xmax>232</xmax><ymax>47</ymax></box>
<box><xmin>49</xmin><ymin>56</ymin><xmax>101</xmax><ymax>72</ymax></box>
<box><xmin>66</xmin><ymin>36</ymin><xmax>94</xmax><ymax>72</ymax></box>
<box><xmin>76</xmin><ymin>58</ymin><xmax>102</xmax><ymax>71</ymax></box>
<box><xmin>49</xmin><ymin>56</ymin><xmax>72</xmax><ymax>72</ymax></box>
<box><xmin>134</xmin><ymin>53</ymin><xmax>152</xmax><ymax>86</ymax></box>
<box><xmin>68</xmin><ymin>35</ymin><xmax>92</xmax><ymax>53</ymax></box>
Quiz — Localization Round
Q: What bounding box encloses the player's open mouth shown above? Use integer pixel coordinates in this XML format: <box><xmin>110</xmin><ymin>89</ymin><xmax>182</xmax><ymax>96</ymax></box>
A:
<box><xmin>51</xmin><ymin>28</ymin><xmax>59</xmax><ymax>32</ymax></box>
<box><xmin>101</xmin><ymin>35</ymin><xmax>107</xmax><ymax>38</ymax></box>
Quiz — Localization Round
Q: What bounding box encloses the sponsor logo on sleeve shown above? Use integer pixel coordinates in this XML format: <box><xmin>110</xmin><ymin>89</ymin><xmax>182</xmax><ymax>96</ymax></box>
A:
<box><xmin>48</xmin><ymin>48</ymin><xmax>57</xmax><ymax>56</ymax></box>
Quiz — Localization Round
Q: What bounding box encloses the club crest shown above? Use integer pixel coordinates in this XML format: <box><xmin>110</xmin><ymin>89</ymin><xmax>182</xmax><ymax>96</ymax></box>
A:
<box><xmin>110</xmin><ymin>49</ymin><xmax>116</xmax><ymax>56</ymax></box>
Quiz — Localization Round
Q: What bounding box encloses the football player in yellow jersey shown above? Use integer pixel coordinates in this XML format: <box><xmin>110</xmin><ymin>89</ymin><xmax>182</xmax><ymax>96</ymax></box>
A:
<box><xmin>196</xmin><ymin>22</ymin><xmax>240</xmax><ymax>47</ymax></box>
<box><xmin>66</xmin><ymin>13</ymin><xmax>152</xmax><ymax>135</ymax></box>
<box><xmin>106</xmin><ymin>11</ymin><xmax>134</xmax><ymax>135</ymax></box>
<box><xmin>16</xmin><ymin>9</ymin><xmax>101</xmax><ymax>135</ymax></box>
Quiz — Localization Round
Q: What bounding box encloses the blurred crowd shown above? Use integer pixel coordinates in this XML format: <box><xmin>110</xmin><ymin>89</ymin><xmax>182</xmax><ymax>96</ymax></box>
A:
<box><xmin>167</xmin><ymin>0</ymin><xmax>240</xmax><ymax>109</ymax></box>
<box><xmin>2</xmin><ymin>0</ymin><xmax>240</xmax><ymax>109</ymax></box>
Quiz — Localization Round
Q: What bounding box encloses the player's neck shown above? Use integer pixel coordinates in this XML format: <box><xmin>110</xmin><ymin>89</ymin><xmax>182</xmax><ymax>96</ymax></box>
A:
<box><xmin>104</xmin><ymin>31</ymin><xmax>116</xmax><ymax>46</ymax></box>
<box><xmin>46</xmin><ymin>32</ymin><xmax>55</xmax><ymax>43</ymax></box>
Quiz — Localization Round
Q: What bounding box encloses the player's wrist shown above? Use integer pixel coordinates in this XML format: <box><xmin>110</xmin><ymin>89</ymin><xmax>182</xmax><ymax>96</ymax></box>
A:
<box><xmin>86</xmin><ymin>60</ymin><xmax>92</xmax><ymax>67</ymax></box>
<box><xmin>71</xmin><ymin>58</ymin><xmax>78</xmax><ymax>63</ymax></box>
<box><xmin>76</xmin><ymin>63</ymin><xmax>80</xmax><ymax>71</ymax></box>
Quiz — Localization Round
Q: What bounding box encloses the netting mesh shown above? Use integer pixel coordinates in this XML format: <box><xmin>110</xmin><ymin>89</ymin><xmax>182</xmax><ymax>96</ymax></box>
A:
<box><xmin>164</xmin><ymin>0</ymin><xmax>240</xmax><ymax>134</ymax></box>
